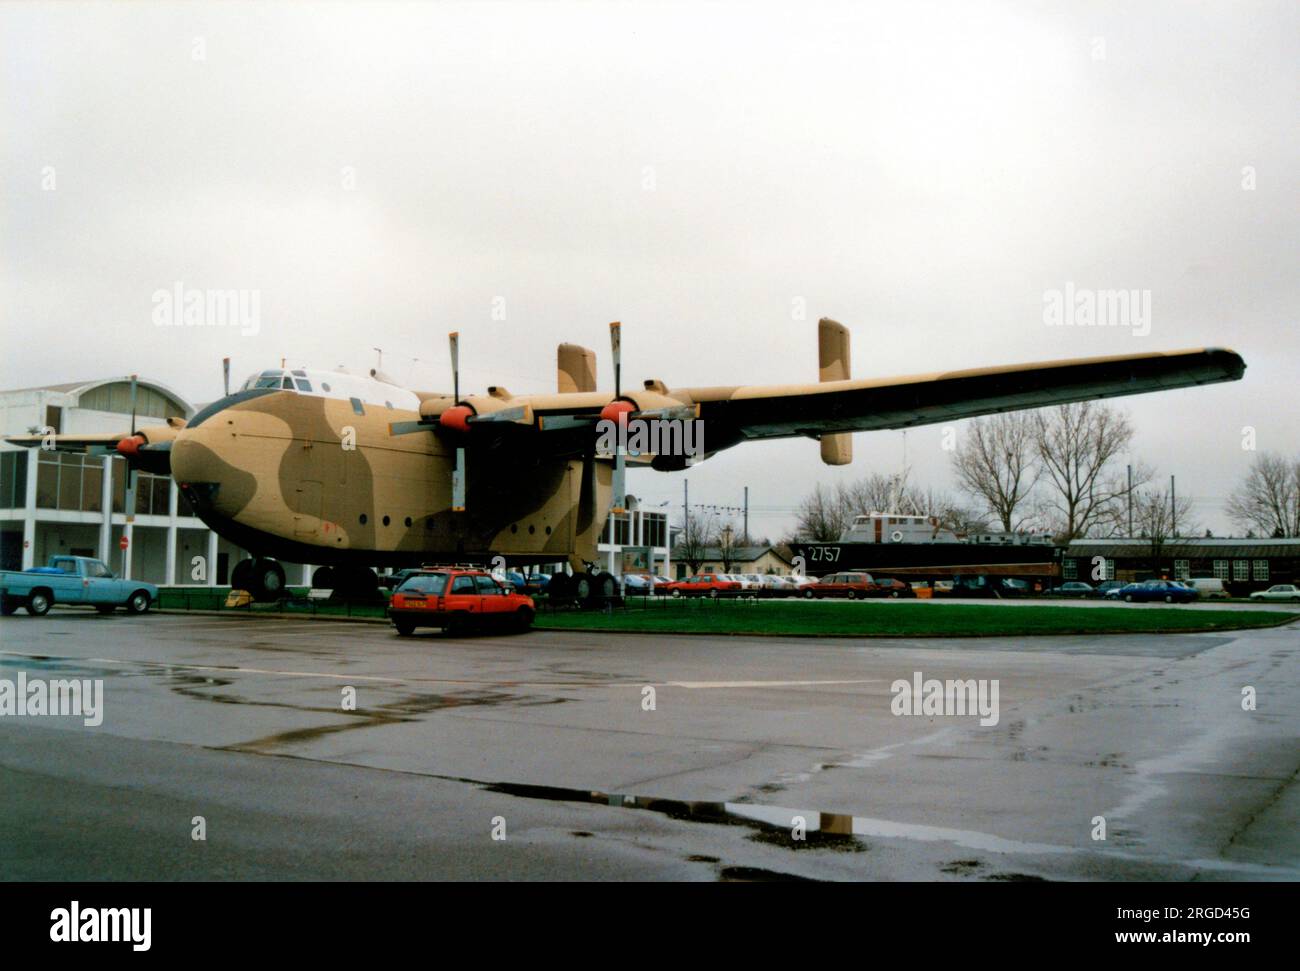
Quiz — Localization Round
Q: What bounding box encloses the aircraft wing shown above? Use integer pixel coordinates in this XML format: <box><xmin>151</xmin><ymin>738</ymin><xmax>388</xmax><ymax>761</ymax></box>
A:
<box><xmin>681</xmin><ymin>347</ymin><xmax>1245</xmax><ymax>448</ymax></box>
<box><xmin>2</xmin><ymin>432</ymin><xmax>127</xmax><ymax>454</ymax></box>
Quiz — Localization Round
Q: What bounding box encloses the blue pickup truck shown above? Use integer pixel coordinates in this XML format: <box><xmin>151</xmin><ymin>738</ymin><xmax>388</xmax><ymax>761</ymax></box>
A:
<box><xmin>0</xmin><ymin>556</ymin><xmax>158</xmax><ymax>616</ymax></box>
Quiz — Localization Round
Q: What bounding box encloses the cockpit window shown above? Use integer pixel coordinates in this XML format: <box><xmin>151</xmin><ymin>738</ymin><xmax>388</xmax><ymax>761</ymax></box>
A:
<box><xmin>254</xmin><ymin>376</ymin><xmax>280</xmax><ymax>389</ymax></box>
<box><xmin>295</xmin><ymin>379</ymin><xmax>312</xmax><ymax>392</ymax></box>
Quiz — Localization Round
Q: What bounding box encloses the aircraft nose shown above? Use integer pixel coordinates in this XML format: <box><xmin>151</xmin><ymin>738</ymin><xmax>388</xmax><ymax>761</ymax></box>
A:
<box><xmin>171</xmin><ymin>413</ymin><xmax>260</xmax><ymax>518</ymax></box>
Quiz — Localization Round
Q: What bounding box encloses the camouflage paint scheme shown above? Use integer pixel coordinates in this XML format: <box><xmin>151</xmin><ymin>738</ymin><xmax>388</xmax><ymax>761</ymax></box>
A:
<box><xmin>5</xmin><ymin>321</ymin><xmax>1247</xmax><ymax>574</ymax></box>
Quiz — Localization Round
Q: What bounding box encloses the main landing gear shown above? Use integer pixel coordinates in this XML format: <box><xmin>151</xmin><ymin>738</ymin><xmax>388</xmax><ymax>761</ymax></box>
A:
<box><xmin>547</xmin><ymin>569</ymin><xmax>620</xmax><ymax>609</ymax></box>
<box><xmin>230</xmin><ymin>557</ymin><xmax>286</xmax><ymax>602</ymax></box>
<box><xmin>311</xmin><ymin>565</ymin><xmax>383</xmax><ymax>601</ymax></box>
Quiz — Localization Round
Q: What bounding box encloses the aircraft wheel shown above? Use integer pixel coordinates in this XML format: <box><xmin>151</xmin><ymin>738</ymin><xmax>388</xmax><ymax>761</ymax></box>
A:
<box><xmin>312</xmin><ymin>565</ymin><xmax>337</xmax><ymax>589</ymax></box>
<box><xmin>249</xmin><ymin>558</ymin><xmax>286</xmax><ymax>602</ymax></box>
<box><xmin>230</xmin><ymin>558</ymin><xmax>254</xmax><ymax>592</ymax></box>
<box><xmin>573</xmin><ymin>574</ymin><xmax>592</xmax><ymax>601</ymax></box>
<box><xmin>589</xmin><ymin>572</ymin><xmax>617</xmax><ymax>604</ymax></box>
<box><xmin>547</xmin><ymin>573</ymin><xmax>572</xmax><ymax>602</ymax></box>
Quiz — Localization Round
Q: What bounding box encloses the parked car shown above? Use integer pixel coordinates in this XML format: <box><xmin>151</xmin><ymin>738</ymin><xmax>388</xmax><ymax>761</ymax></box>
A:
<box><xmin>1095</xmin><ymin>580</ymin><xmax>1126</xmax><ymax>596</ymax></box>
<box><xmin>1054</xmin><ymin>581</ymin><xmax>1098</xmax><ymax>598</ymax></box>
<box><xmin>1104</xmin><ymin>579</ymin><xmax>1199</xmax><ymax>604</ymax></box>
<box><xmin>621</xmin><ymin>573</ymin><xmax>667</xmax><ymax>595</ymax></box>
<box><xmin>807</xmin><ymin>572</ymin><xmax>876</xmax><ymax>599</ymax></box>
<box><xmin>757</xmin><ymin>575</ymin><xmax>794</xmax><ymax>597</ymax></box>
<box><xmin>870</xmin><ymin>577</ymin><xmax>916</xmax><ymax>598</ymax></box>
<box><xmin>788</xmin><ymin>575</ymin><xmax>820</xmax><ymax>594</ymax></box>
<box><xmin>0</xmin><ymin>556</ymin><xmax>157</xmax><ymax>616</ymax></box>
<box><xmin>388</xmin><ymin>568</ymin><xmax>535</xmax><ymax>635</ymax></box>
<box><xmin>379</xmin><ymin>568</ymin><xmax>424</xmax><ymax>591</ymax></box>
<box><xmin>665</xmin><ymin>574</ymin><xmax>743</xmax><ymax>598</ymax></box>
<box><xmin>1249</xmin><ymin>584</ymin><xmax>1300</xmax><ymax>603</ymax></box>
<box><xmin>940</xmin><ymin>576</ymin><xmax>1030</xmax><ymax>598</ymax></box>
<box><xmin>1183</xmin><ymin>577</ymin><xmax>1230</xmax><ymax>600</ymax></box>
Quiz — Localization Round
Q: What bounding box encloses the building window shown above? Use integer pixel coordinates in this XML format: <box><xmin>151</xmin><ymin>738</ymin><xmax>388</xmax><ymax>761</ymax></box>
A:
<box><xmin>45</xmin><ymin>405</ymin><xmax>62</xmax><ymax>433</ymax></box>
<box><xmin>642</xmin><ymin>513</ymin><xmax>666</xmax><ymax>548</ymax></box>
<box><xmin>1213</xmin><ymin>559</ymin><xmax>1229</xmax><ymax>579</ymax></box>
<box><xmin>1062</xmin><ymin>559</ymin><xmax>1077</xmax><ymax>579</ymax></box>
<box><xmin>0</xmin><ymin>451</ymin><xmax>27</xmax><ymax>509</ymax></box>
<box><xmin>1233</xmin><ymin>560</ymin><xmax>1249</xmax><ymax>581</ymax></box>
<box><xmin>1174</xmin><ymin>559</ymin><xmax>1189</xmax><ymax>580</ymax></box>
<box><xmin>1253</xmin><ymin>560</ymin><xmax>1269</xmax><ymax>581</ymax></box>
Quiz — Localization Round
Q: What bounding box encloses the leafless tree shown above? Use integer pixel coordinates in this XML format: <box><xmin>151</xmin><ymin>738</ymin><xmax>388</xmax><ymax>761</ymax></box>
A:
<box><xmin>1132</xmin><ymin>483</ymin><xmax>1198</xmax><ymax>572</ymax></box>
<box><xmin>794</xmin><ymin>482</ymin><xmax>851</xmax><ymax>541</ymax></box>
<box><xmin>951</xmin><ymin>412</ymin><xmax>1041</xmax><ymax>531</ymax></box>
<box><xmin>1033</xmin><ymin>402</ymin><xmax>1144</xmax><ymax>541</ymax></box>
<box><xmin>1226</xmin><ymin>452</ymin><xmax>1300</xmax><ymax>538</ymax></box>
<box><xmin>714</xmin><ymin>520</ymin><xmax>741</xmax><ymax>571</ymax></box>
<box><xmin>674</xmin><ymin>509</ymin><xmax>716</xmax><ymax>574</ymax></box>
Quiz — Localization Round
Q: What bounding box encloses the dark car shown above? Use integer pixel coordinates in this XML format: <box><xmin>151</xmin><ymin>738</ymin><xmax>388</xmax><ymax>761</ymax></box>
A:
<box><xmin>1096</xmin><ymin>580</ymin><xmax>1126</xmax><ymax>596</ymax></box>
<box><xmin>388</xmin><ymin>568</ymin><xmax>535</xmax><ymax>635</ymax></box>
<box><xmin>943</xmin><ymin>575</ymin><xmax>1028</xmax><ymax>598</ymax></box>
<box><xmin>379</xmin><ymin>568</ymin><xmax>424</xmax><ymax>591</ymax></box>
<box><xmin>870</xmin><ymin>577</ymin><xmax>915</xmax><ymax>598</ymax></box>
<box><xmin>1054</xmin><ymin>582</ymin><xmax>1098</xmax><ymax>598</ymax></box>
<box><xmin>1104</xmin><ymin>580</ymin><xmax>1198</xmax><ymax>604</ymax></box>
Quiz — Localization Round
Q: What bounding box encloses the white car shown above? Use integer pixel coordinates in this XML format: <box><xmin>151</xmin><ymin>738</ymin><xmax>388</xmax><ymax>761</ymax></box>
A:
<box><xmin>1183</xmin><ymin>577</ymin><xmax>1230</xmax><ymax>599</ymax></box>
<box><xmin>1249</xmin><ymin>584</ymin><xmax>1300</xmax><ymax>602</ymax></box>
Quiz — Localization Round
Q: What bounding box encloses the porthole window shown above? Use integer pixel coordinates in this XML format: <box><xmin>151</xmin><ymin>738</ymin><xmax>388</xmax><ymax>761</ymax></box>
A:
<box><xmin>382</xmin><ymin>515</ymin><xmax>391</xmax><ymax>527</ymax></box>
<box><xmin>545</xmin><ymin>526</ymin><xmax>552</xmax><ymax>535</ymax></box>
<box><xmin>322</xmin><ymin>382</ymin><xmax>331</xmax><ymax>392</ymax></box>
<box><xmin>404</xmin><ymin>517</ymin><xmax>412</xmax><ymax>527</ymax></box>
<box><xmin>359</xmin><ymin>514</ymin><xmax>367</xmax><ymax>525</ymax></box>
<box><xmin>528</xmin><ymin>525</ymin><xmax>535</xmax><ymax>534</ymax></box>
<box><xmin>510</xmin><ymin>524</ymin><xmax>518</xmax><ymax>534</ymax></box>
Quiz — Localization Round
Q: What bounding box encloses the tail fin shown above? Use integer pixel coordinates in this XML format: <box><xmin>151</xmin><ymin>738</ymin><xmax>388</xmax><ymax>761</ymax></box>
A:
<box><xmin>818</xmin><ymin>318</ymin><xmax>852</xmax><ymax>465</ymax></box>
<box><xmin>558</xmin><ymin>343</ymin><xmax>597</xmax><ymax>393</ymax></box>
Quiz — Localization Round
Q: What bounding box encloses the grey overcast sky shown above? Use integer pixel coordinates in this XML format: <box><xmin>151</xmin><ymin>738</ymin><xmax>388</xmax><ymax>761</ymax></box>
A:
<box><xmin>2</xmin><ymin>1</ymin><xmax>1296</xmax><ymax>539</ymax></box>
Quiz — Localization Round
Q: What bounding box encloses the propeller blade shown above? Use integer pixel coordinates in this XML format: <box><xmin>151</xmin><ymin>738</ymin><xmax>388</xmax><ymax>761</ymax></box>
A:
<box><xmin>452</xmin><ymin>448</ymin><xmax>466</xmax><ymax>512</ymax></box>
<box><xmin>128</xmin><ymin>373</ymin><xmax>138</xmax><ymax>436</ymax></box>
<box><xmin>222</xmin><ymin>357</ymin><xmax>231</xmax><ymax>397</ymax></box>
<box><xmin>449</xmin><ymin>331</ymin><xmax>460</xmax><ymax>403</ymax></box>
<box><xmin>611</xmin><ymin>449</ymin><xmax>626</xmax><ymax>515</ymax></box>
<box><xmin>608</xmin><ymin>322</ymin><xmax>627</xmax><ymax>514</ymax></box>
<box><xmin>449</xmin><ymin>332</ymin><xmax>465</xmax><ymax>512</ymax></box>
<box><xmin>609</xmin><ymin>321</ymin><xmax>621</xmax><ymax>398</ymax></box>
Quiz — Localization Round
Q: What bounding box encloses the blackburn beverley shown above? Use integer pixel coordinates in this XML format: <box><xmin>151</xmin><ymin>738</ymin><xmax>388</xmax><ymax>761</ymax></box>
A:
<box><xmin>4</xmin><ymin>320</ymin><xmax>1246</xmax><ymax>602</ymax></box>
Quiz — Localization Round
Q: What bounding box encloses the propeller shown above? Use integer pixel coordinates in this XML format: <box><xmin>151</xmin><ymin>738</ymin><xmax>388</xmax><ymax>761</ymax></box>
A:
<box><xmin>123</xmin><ymin>374</ymin><xmax>138</xmax><ymax>522</ymax></box>
<box><xmin>445</xmin><ymin>332</ymin><xmax>467</xmax><ymax>512</ymax></box>
<box><xmin>606</xmin><ymin>321</ymin><xmax>628</xmax><ymax>515</ymax></box>
<box><xmin>223</xmin><ymin>357</ymin><xmax>231</xmax><ymax>397</ymax></box>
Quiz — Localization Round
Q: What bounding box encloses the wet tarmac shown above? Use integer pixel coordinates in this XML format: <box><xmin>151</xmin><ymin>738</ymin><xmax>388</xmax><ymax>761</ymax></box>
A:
<box><xmin>1</xmin><ymin>610</ymin><xmax>1296</xmax><ymax>881</ymax></box>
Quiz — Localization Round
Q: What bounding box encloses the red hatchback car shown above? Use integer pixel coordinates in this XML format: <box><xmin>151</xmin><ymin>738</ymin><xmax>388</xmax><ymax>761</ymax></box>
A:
<box><xmin>388</xmin><ymin>568</ymin><xmax>535</xmax><ymax>635</ymax></box>
<box><xmin>806</xmin><ymin>571</ymin><xmax>876</xmax><ymax>599</ymax></box>
<box><xmin>664</xmin><ymin>574</ymin><xmax>743</xmax><ymax>598</ymax></box>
